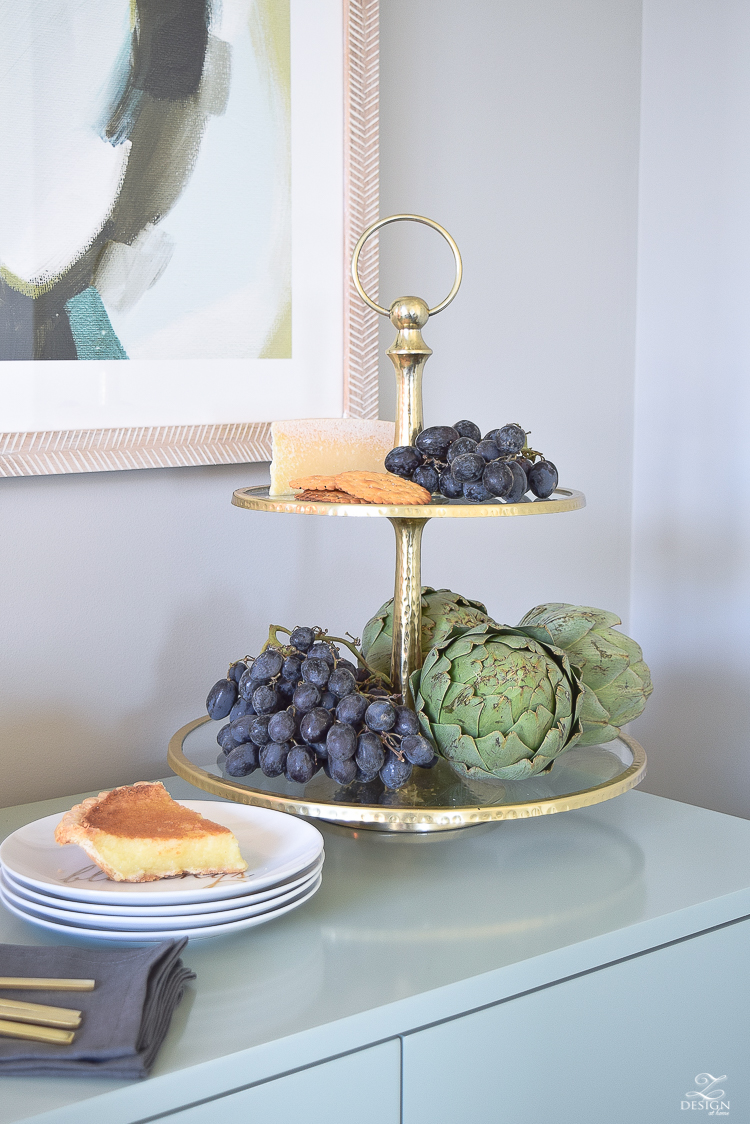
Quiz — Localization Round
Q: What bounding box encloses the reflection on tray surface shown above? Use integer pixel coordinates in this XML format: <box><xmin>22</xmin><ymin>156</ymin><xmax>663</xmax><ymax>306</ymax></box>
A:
<box><xmin>183</xmin><ymin>721</ymin><xmax>632</xmax><ymax>810</ymax></box>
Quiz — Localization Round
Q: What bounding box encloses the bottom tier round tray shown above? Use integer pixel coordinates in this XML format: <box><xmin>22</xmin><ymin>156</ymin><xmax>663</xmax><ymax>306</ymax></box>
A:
<box><xmin>169</xmin><ymin>717</ymin><xmax>647</xmax><ymax>834</ymax></box>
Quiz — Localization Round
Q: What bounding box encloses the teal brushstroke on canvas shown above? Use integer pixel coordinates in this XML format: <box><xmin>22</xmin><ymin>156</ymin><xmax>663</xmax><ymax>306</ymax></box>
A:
<box><xmin>65</xmin><ymin>288</ymin><xmax>128</xmax><ymax>360</ymax></box>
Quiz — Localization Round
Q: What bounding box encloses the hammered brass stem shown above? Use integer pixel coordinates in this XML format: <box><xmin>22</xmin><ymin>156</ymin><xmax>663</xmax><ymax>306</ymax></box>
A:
<box><xmin>389</xmin><ymin>517</ymin><xmax>427</xmax><ymax>701</ymax></box>
<box><xmin>387</xmin><ymin>297</ymin><xmax>431</xmax><ymax>448</ymax></box>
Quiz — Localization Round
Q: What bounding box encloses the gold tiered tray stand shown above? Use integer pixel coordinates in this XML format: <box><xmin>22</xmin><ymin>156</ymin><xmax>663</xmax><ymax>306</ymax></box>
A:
<box><xmin>169</xmin><ymin>215</ymin><xmax>646</xmax><ymax>832</ymax></box>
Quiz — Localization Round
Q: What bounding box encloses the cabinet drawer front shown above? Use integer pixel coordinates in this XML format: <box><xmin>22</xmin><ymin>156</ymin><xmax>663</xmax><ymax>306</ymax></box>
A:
<box><xmin>403</xmin><ymin>919</ymin><xmax>750</xmax><ymax>1124</ymax></box>
<box><xmin>161</xmin><ymin>1039</ymin><xmax>400</xmax><ymax>1123</ymax></box>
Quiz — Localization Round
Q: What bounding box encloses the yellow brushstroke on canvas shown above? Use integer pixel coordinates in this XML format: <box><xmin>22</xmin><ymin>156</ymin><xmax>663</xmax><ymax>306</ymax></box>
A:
<box><xmin>250</xmin><ymin>0</ymin><xmax>292</xmax><ymax>359</ymax></box>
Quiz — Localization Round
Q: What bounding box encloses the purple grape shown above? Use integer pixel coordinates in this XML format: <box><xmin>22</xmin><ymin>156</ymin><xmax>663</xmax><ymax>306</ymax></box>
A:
<box><xmin>336</xmin><ymin>692</ymin><xmax>368</xmax><ymax>727</ymax></box>
<box><xmin>252</xmin><ymin>684</ymin><xmax>279</xmax><ymax>714</ymax></box>
<box><xmin>228</xmin><ymin>661</ymin><xmax>247</xmax><ymax>684</ymax></box>
<box><xmin>259</xmin><ymin>742</ymin><xmax>289</xmax><ymax>777</ymax></box>
<box><xmin>463</xmin><ymin>480</ymin><xmax>493</xmax><ymax>503</ymax></box>
<box><xmin>365</xmin><ymin>700</ymin><xmax>396</xmax><ymax>732</ymax></box>
<box><xmin>225</xmin><ymin>743</ymin><xmax>259</xmax><ymax>776</ymax></box>
<box><xmin>293</xmin><ymin>682</ymin><xmax>322</xmax><ymax>713</ymax></box>
<box><xmin>320</xmin><ymin>690</ymin><xmax>337</xmax><ymax>709</ymax></box>
<box><xmin>229</xmin><ymin>697</ymin><xmax>255</xmax><ymax>722</ymax></box>
<box><xmin>301</xmin><ymin>657</ymin><xmax>330</xmax><ymax>688</ymax></box>
<box><xmin>326</xmin><ymin>722</ymin><xmax>358</xmax><ymax>761</ymax></box>
<box><xmin>415</xmin><ymin>425</ymin><xmax>459</xmax><ymax>460</ymax></box>
<box><xmin>249</xmin><ymin>715</ymin><xmax>271</xmax><ymax>746</ymax></box>
<box><xmin>290</xmin><ymin>626</ymin><xmax>315</xmax><ymax>652</ymax></box>
<box><xmin>392</xmin><ymin>705</ymin><xmax>420</xmax><ymax>736</ymax></box>
<box><xmin>528</xmin><ymin>459</ymin><xmax>559</xmax><ymax>498</ymax></box>
<box><xmin>328</xmin><ymin>667</ymin><xmax>357</xmax><ymax>699</ymax></box>
<box><xmin>282</xmin><ymin>655</ymin><xmax>303</xmax><ymax>681</ymax></box>
<box><xmin>309</xmin><ymin>641</ymin><xmax>336</xmax><ymax>666</ymax></box>
<box><xmin>380</xmin><ymin>751</ymin><xmax>413</xmax><ymax>789</ymax></box>
<box><xmin>252</xmin><ymin>647</ymin><xmax>284</xmax><ymax>679</ymax></box>
<box><xmin>496</xmin><ymin>423</ymin><xmax>526</xmax><ymax>455</ymax></box>
<box><xmin>267</xmin><ymin>710</ymin><xmax>296</xmax><ymax>743</ymax></box>
<box><xmin>277</xmin><ymin>680</ymin><xmax>296</xmax><ymax>701</ymax></box>
<box><xmin>286</xmin><ymin>747</ymin><xmax>316</xmax><ymax>784</ymax></box>
<box><xmin>229</xmin><ymin>714</ymin><xmax>255</xmax><ymax>744</ymax></box>
<box><xmin>206</xmin><ymin>678</ymin><xmax>237</xmax><ymax>720</ymax></box>
<box><xmin>411</xmin><ymin>464</ymin><xmax>439</xmax><ymax>494</ymax></box>
<box><xmin>483</xmin><ymin>460</ymin><xmax>513</xmax><ymax>498</ymax></box>
<box><xmin>238</xmin><ymin>667</ymin><xmax>265</xmax><ymax>699</ymax></box>
<box><xmin>217</xmin><ymin>724</ymin><xmax>236</xmax><ymax>751</ymax></box>
<box><xmin>385</xmin><ymin>446</ymin><xmax>424</xmax><ymax>478</ymax></box>
<box><xmin>329</xmin><ymin>756</ymin><xmax>358</xmax><ymax>785</ymax></box>
<box><xmin>504</xmin><ymin>460</ymin><xmax>528</xmax><ymax>503</ymax></box>
<box><xmin>401</xmin><ymin>734</ymin><xmax>435</xmax><ymax>766</ymax></box>
<box><xmin>451</xmin><ymin>453</ymin><xmax>485</xmax><ymax>483</ymax></box>
<box><xmin>447</xmin><ymin>437</ymin><xmax>478</xmax><ymax>463</ymax></box>
<box><xmin>300</xmin><ymin>706</ymin><xmax>333</xmax><ymax>744</ymax></box>
<box><xmin>355</xmin><ymin>731</ymin><xmax>385</xmax><ymax>780</ymax></box>
<box><xmin>476</xmin><ymin>439</ymin><xmax>501</xmax><ymax>462</ymax></box>
<box><xmin>453</xmin><ymin>420</ymin><xmax>481</xmax><ymax>442</ymax></box>
<box><xmin>438</xmin><ymin>469</ymin><xmax>464</xmax><ymax>499</ymax></box>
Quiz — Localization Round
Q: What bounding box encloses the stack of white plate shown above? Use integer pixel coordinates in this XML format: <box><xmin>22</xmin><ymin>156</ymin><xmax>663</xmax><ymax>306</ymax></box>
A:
<box><xmin>0</xmin><ymin>801</ymin><xmax>324</xmax><ymax>942</ymax></box>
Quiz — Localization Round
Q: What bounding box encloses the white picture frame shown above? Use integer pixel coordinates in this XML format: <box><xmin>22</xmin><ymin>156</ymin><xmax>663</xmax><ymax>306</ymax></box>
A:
<box><xmin>0</xmin><ymin>0</ymin><xmax>379</xmax><ymax>477</ymax></box>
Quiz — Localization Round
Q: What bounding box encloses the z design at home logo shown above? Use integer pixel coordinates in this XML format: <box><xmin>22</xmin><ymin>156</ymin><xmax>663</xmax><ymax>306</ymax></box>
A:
<box><xmin>682</xmin><ymin>1073</ymin><xmax>729</xmax><ymax>1115</ymax></box>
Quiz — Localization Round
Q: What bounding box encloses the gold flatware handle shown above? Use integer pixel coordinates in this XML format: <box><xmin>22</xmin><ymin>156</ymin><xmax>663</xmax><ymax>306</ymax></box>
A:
<box><xmin>0</xmin><ymin>1017</ymin><xmax>75</xmax><ymax>1045</ymax></box>
<box><xmin>0</xmin><ymin>1000</ymin><xmax>81</xmax><ymax>1029</ymax></box>
<box><xmin>0</xmin><ymin>977</ymin><xmax>95</xmax><ymax>991</ymax></box>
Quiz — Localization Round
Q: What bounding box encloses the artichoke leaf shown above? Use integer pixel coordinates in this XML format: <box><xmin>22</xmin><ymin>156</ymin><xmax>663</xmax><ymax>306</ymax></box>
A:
<box><xmin>566</xmin><ymin>633</ymin><xmax>630</xmax><ymax>689</ymax></box>
<box><xmin>596</xmin><ymin>672</ymin><xmax>649</xmax><ymax>726</ymax></box>
<box><xmin>440</xmin><ymin>728</ymin><xmax>487</xmax><ymax>770</ymax></box>
<box><xmin>476</xmin><ymin>692</ymin><xmax>515</xmax><ymax>738</ymax></box>
<box><xmin>510</xmin><ymin>703</ymin><xmax>555</xmax><ymax>751</ymax></box>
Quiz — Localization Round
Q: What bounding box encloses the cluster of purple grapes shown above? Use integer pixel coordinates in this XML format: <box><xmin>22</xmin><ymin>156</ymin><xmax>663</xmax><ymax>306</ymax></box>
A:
<box><xmin>385</xmin><ymin>421</ymin><xmax>559</xmax><ymax>503</ymax></box>
<box><xmin>205</xmin><ymin>627</ymin><xmax>437</xmax><ymax>791</ymax></box>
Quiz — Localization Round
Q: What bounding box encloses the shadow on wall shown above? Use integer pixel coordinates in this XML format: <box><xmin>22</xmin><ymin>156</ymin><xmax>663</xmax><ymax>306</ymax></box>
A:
<box><xmin>631</xmin><ymin>667</ymin><xmax>750</xmax><ymax>821</ymax></box>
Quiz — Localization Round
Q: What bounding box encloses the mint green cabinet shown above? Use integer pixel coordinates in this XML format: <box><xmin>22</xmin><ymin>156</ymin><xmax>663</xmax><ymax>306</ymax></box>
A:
<box><xmin>402</xmin><ymin>919</ymin><xmax>749</xmax><ymax>1123</ymax></box>
<box><xmin>162</xmin><ymin>1040</ymin><xmax>400</xmax><ymax>1123</ymax></box>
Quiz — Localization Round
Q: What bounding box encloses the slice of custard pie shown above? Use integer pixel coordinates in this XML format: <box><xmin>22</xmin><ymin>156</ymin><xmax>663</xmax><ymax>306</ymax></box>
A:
<box><xmin>54</xmin><ymin>781</ymin><xmax>248</xmax><ymax>882</ymax></box>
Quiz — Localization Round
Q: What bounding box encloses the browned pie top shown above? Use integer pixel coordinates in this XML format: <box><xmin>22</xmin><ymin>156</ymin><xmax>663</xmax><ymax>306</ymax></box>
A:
<box><xmin>83</xmin><ymin>784</ymin><xmax>230</xmax><ymax>840</ymax></box>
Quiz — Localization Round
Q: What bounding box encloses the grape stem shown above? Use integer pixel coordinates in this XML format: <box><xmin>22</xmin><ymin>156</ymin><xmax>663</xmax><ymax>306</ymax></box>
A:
<box><xmin>262</xmin><ymin>625</ymin><xmax>393</xmax><ymax>689</ymax></box>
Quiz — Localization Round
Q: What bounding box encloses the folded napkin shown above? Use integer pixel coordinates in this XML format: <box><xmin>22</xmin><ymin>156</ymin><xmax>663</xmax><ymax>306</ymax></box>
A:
<box><xmin>0</xmin><ymin>939</ymin><xmax>195</xmax><ymax>1078</ymax></box>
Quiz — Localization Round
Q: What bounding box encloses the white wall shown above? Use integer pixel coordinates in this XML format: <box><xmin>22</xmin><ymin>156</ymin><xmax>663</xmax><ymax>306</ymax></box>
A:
<box><xmin>379</xmin><ymin>0</ymin><xmax>641</xmax><ymax>627</ymax></box>
<box><xmin>0</xmin><ymin>0</ymin><xmax>642</xmax><ymax>806</ymax></box>
<box><xmin>630</xmin><ymin>0</ymin><xmax>750</xmax><ymax>818</ymax></box>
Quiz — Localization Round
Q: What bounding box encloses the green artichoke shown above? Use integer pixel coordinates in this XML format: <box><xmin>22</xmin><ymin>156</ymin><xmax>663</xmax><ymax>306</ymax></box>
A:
<box><xmin>411</xmin><ymin>623</ymin><xmax>583</xmax><ymax>781</ymax></box>
<box><xmin>517</xmin><ymin>604</ymin><xmax>653</xmax><ymax>747</ymax></box>
<box><xmin>361</xmin><ymin>587</ymin><xmax>491</xmax><ymax>678</ymax></box>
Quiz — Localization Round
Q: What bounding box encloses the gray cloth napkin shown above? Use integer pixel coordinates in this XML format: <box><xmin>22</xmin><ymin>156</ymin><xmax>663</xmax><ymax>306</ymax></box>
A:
<box><xmin>0</xmin><ymin>939</ymin><xmax>195</xmax><ymax>1078</ymax></box>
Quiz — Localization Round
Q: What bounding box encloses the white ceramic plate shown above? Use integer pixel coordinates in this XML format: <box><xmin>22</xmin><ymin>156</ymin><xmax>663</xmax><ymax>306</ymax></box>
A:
<box><xmin>0</xmin><ymin>873</ymin><xmax>322</xmax><ymax>943</ymax></box>
<box><xmin>0</xmin><ymin>867</ymin><xmax>321</xmax><ymax>930</ymax></box>
<box><xmin>0</xmin><ymin>802</ymin><xmax>323</xmax><ymax>905</ymax></box>
<box><xmin>0</xmin><ymin>854</ymin><xmax>324</xmax><ymax>917</ymax></box>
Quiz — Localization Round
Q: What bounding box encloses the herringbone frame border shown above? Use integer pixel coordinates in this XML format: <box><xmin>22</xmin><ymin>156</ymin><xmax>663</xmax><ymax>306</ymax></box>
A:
<box><xmin>0</xmin><ymin>0</ymin><xmax>379</xmax><ymax>479</ymax></box>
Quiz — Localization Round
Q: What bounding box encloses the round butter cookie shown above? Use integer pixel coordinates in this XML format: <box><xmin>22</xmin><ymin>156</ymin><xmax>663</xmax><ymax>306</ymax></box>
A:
<box><xmin>296</xmin><ymin>489</ymin><xmax>371</xmax><ymax>504</ymax></box>
<box><xmin>334</xmin><ymin>471</ymin><xmax>432</xmax><ymax>505</ymax></box>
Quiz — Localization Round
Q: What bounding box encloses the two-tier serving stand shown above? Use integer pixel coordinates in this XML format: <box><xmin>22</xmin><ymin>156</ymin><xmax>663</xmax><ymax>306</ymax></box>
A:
<box><xmin>169</xmin><ymin>215</ymin><xmax>646</xmax><ymax>832</ymax></box>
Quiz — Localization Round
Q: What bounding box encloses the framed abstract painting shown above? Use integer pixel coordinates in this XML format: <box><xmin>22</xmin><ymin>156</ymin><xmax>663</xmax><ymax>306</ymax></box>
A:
<box><xmin>0</xmin><ymin>0</ymin><xmax>379</xmax><ymax>476</ymax></box>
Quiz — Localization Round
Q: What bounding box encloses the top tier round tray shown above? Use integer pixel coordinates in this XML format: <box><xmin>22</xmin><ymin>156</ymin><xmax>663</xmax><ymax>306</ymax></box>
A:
<box><xmin>168</xmin><ymin>215</ymin><xmax>645</xmax><ymax>831</ymax></box>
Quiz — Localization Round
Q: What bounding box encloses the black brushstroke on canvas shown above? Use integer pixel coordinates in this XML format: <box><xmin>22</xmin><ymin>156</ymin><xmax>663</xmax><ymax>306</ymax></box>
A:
<box><xmin>1</xmin><ymin>0</ymin><xmax>219</xmax><ymax>362</ymax></box>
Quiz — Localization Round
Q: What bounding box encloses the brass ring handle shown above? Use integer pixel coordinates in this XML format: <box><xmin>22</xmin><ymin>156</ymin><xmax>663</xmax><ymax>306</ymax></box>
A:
<box><xmin>351</xmin><ymin>214</ymin><xmax>463</xmax><ymax>317</ymax></box>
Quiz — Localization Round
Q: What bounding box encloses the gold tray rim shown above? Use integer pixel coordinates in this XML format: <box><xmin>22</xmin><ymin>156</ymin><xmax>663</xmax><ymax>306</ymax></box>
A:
<box><xmin>231</xmin><ymin>485</ymin><xmax>586</xmax><ymax>519</ymax></box>
<box><xmin>168</xmin><ymin>717</ymin><xmax>647</xmax><ymax>833</ymax></box>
